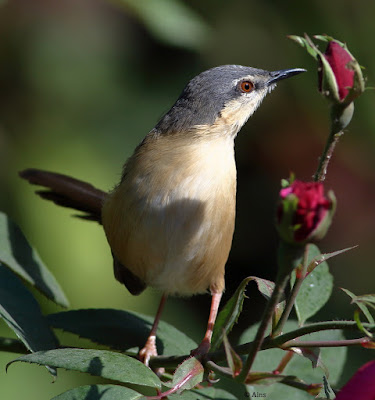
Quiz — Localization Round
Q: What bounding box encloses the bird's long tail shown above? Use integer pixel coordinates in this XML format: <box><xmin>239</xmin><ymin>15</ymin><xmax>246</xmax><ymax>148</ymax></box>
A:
<box><xmin>20</xmin><ymin>168</ymin><xmax>146</xmax><ymax>295</ymax></box>
<box><xmin>19</xmin><ymin>169</ymin><xmax>106</xmax><ymax>223</ymax></box>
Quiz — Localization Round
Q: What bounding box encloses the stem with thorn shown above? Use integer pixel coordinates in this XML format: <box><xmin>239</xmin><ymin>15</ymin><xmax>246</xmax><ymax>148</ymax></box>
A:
<box><xmin>314</xmin><ymin>102</ymin><xmax>354</xmax><ymax>182</ymax></box>
<box><xmin>272</xmin><ymin>244</ymin><xmax>309</xmax><ymax>337</ymax></box>
<box><xmin>236</xmin><ymin>242</ymin><xmax>304</xmax><ymax>382</ymax></box>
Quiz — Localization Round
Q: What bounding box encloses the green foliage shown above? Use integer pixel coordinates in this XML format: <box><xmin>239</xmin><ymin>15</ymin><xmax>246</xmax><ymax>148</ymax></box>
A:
<box><xmin>291</xmin><ymin>244</ymin><xmax>334</xmax><ymax>324</ymax></box>
<box><xmin>0</xmin><ymin>263</ymin><xmax>58</xmax><ymax>377</ymax></box>
<box><xmin>0</xmin><ymin>212</ymin><xmax>68</xmax><ymax>307</ymax></box>
<box><xmin>1</xmin><ymin>213</ymin><xmax>373</xmax><ymax>399</ymax></box>
<box><xmin>211</xmin><ymin>277</ymin><xmax>251</xmax><ymax>351</ymax></box>
<box><xmin>341</xmin><ymin>288</ymin><xmax>375</xmax><ymax>324</ymax></box>
<box><xmin>168</xmin><ymin>387</ymin><xmax>238</xmax><ymax>399</ymax></box>
<box><xmin>47</xmin><ymin>309</ymin><xmax>197</xmax><ymax>356</ymax></box>
<box><xmin>223</xmin><ymin>333</ymin><xmax>242</xmax><ymax>377</ymax></box>
<box><xmin>112</xmin><ymin>0</ymin><xmax>211</xmax><ymax>50</ymax></box>
<box><xmin>342</xmin><ymin>288</ymin><xmax>375</xmax><ymax>338</ymax></box>
<box><xmin>240</xmin><ymin>321</ymin><xmax>347</xmax><ymax>399</ymax></box>
<box><xmin>0</xmin><ymin>263</ymin><xmax>58</xmax><ymax>353</ymax></box>
<box><xmin>8</xmin><ymin>348</ymin><xmax>161</xmax><ymax>389</ymax></box>
<box><xmin>51</xmin><ymin>385</ymin><xmax>143</xmax><ymax>400</ymax></box>
<box><xmin>163</xmin><ymin>357</ymin><xmax>204</xmax><ymax>394</ymax></box>
<box><xmin>211</xmin><ymin>276</ymin><xmax>285</xmax><ymax>351</ymax></box>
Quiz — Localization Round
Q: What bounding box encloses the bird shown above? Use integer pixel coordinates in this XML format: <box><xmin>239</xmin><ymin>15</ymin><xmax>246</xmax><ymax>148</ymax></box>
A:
<box><xmin>20</xmin><ymin>64</ymin><xmax>305</xmax><ymax>367</ymax></box>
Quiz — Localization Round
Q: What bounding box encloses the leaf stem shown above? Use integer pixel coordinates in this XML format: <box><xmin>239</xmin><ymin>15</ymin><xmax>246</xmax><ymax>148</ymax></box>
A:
<box><xmin>236</xmin><ymin>268</ymin><xmax>291</xmax><ymax>382</ymax></box>
<box><xmin>272</xmin><ymin>244</ymin><xmax>309</xmax><ymax>336</ymax></box>
<box><xmin>205</xmin><ymin>360</ymin><xmax>233</xmax><ymax>378</ymax></box>
<box><xmin>263</xmin><ymin>320</ymin><xmax>375</xmax><ymax>349</ymax></box>
<box><xmin>281</xmin><ymin>378</ymin><xmax>322</xmax><ymax>395</ymax></box>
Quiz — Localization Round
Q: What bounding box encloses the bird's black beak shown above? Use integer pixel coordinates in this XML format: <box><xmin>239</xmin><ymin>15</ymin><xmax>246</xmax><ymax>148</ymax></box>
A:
<box><xmin>267</xmin><ymin>68</ymin><xmax>306</xmax><ymax>86</ymax></box>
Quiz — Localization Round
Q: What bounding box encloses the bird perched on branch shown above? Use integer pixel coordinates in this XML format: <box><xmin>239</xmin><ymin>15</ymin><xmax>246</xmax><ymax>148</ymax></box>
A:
<box><xmin>20</xmin><ymin>64</ymin><xmax>305</xmax><ymax>366</ymax></box>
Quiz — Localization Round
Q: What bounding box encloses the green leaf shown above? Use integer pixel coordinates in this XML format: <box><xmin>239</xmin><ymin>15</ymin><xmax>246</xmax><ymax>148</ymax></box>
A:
<box><xmin>52</xmin><ymin>384</ymin><xmax>143</xmax><ymax>400</ymax></box>
<box><xmin>323</xmin><ymin>375</ymin><xmax>335</xmax><ymax>399</ymax></box>
<box><xmin>354</xmin><ymin>309</ymin><xmax>373</xmax><ymax>338</ymax></box>
<box><xmin>47</xmin><ymin>309</ymin><xmax>197</xmax><ymax>356</ymax></box>
<box><xmin>292</xmin><ymin>244</ymin><xmax>333</xmax><ymax>324</ymax></box>
<box><xmin>239</xmin><ymin>321</ymin><xmax>346</xmax><ymax>399</ymax></box>
<box><xmin>211</xmin><ymin>277</ymin><xmax>251</xmax><ymax>351</ymax></box>
<box><xmin>251</xmin><ymin>276</ymin><xmax>276</xmax><ymax>300</ymax></box>
<box><xmin>313</xmin><ymin>34</ymin><xmax>346</xmax><ymax>48</ymax></box>
<box><xmin>341</xmin><ymin>288</ymin><xmax>375</xmax><ymax>323</ymax></box>
<box><xmin>163</xmin><ymin>357</ymin><xmax>204</xmax><ymax>394</ymax></box>
<box><xmin>8</xmin><ymin>348</ymin><xmax>161</xmax><ymax>389</ymax></box>
<box><xmin>211</xmin><ymin>276</ymin><xmax>285</xmax><ymax>351</ymax></box>
<box><xmin>290</xmin><ymin>346</ymin><xmax>328</xmax><ymax>377</ymax></box>
<box><xmin>250</xmin><ymin>276</ymin><xmax>286</xmax><ymax>329</ymax></box>
<box><xmin>170</xmin><ymin>387</ymin><xmax>238</xmax><ymax>399</ymax></box>
<box><xmin>0</xmin><ymin>212</ymin><xmax>68</xmax><ymax>307</ymax></box>
<box><xmin>113</xmin><ymin>0</ymin><xmax>211</xmax><ymax>50</ymax></box>
<box><xmin>223</xmin><ymin>333</ymin><xmax>242</xmax><ymax>377</ymax></box>
<box><xmin>0</xmin><ymin>263</ymin><xmax>58</xmax><ymax>354</ymax></box>
<box><xmin>287</xmin><ymin>34</ymin><xmax>320</xmax><ymax>59</ymax></box>
<box><xmin>354</xmin><ymin>294</ymin><xmax>375</xmax><ymax>311</ymax></box>
<box><xmin>307</xmin><ymin>245</ymin><xmax>357</xmax><ymax>275</ymax></box>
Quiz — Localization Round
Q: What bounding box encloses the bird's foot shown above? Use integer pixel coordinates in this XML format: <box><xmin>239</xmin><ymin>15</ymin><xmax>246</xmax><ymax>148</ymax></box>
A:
<box><xmin>139</xmin><ymin>335</ymin><xmax>165</xmax><ymax>376</ymax></box>
<box><xmin>139</xmin><ymin>335</ymin><xmax>157</xmax><ymax>367</ymax></box>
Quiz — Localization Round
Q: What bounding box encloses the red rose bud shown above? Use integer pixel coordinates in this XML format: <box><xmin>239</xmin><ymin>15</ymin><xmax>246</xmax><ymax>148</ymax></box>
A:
<box><xmin>277</xmin><ymin>180</ymin><xmax>336</xmax><ymax>244</ymax></box>
<box><xmin>319</xmin><ymin>41</ymin><xmax>355</xmax><ymax>101</ymax></box>
<box><xmin>315</xmin><ymin>37</ymin><xmax>365</xmax><ymax>107</ymax></box>
<box><xmin>289</xmin><ymin>34</ymin><xmax>365</xmax><ymax>107</ymax></box>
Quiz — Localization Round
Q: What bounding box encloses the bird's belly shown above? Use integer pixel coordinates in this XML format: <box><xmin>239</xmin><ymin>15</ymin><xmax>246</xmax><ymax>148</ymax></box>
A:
<box><xmin>102</xmin><ymin>137</ymin><xmax>236</xmax><ymax>296</ymax></box>
<box><xmin>145</xmin><ymin>187</ymin><xmax>235</xmax><ymax>295</ymax></box>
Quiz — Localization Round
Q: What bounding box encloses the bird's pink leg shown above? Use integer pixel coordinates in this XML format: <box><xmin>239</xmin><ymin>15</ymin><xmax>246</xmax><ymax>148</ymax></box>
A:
<box><xmin>139</xmin><ymin>293</ymin><xmax>168</xmax><ymax>367</ymax></box>
<box><xmin>191</xmin><ymin>291</ymin><xmax>222</xmax><ymax>358</ymax></box>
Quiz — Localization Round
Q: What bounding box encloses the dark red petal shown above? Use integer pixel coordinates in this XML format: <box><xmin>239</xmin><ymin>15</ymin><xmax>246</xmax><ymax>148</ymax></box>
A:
<box><xmin>324</xmin><ymin>41</ymin><xmax>355</xmax><ymax>100</ymax></box>
<box><xmin>335</xmin><ymin>361</ymin><xmax>375</xmax><ymax>400</ymax></box>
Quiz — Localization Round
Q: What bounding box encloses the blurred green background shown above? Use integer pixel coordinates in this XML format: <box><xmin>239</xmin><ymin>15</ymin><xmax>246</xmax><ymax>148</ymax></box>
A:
<box><xmin>0</xmin><ymin>0</ymin><xmax>374</xmax><ymax>398</ymax></box>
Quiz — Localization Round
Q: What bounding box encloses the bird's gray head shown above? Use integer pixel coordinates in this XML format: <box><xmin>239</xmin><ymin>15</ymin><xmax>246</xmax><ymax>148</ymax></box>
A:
<box><xmin>155</xmin><ymin>65</ymin><xmax>305</xmax><ymax>137</ymax></box>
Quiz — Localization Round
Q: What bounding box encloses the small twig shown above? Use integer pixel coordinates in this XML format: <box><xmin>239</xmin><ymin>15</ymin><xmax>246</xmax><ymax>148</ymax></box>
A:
<box><xmin>281</xmin><ymin>377</ymin><xmax>322</xmax><ymax>394</ymax></box>
<box><xmin>236</xmin><ymin>268</ymin><xmax>291</xmax><ymax>382</ymax></box>
<box><xmin>265</xmin><ymin>320</ymin><xmax>375</xmax><ymax>349</ymax></box>
<box><xmin>273</xmin><ymin>351</ymin><xmax>295</xmax><ymax>374</ymax></box>
<box><xmin>150</xmin><ymin>322</ymin><xmax>375</xmax><ymax>370</ymax></box>
<box><xmin>281</xmin><ymin>337</ymin><xmax>371</xmax><ymax>348</ymax></box>
<box><xmin>205</xmin><ymin>360</ymin><xmax>233</xmax><ymax>378</ymax></box>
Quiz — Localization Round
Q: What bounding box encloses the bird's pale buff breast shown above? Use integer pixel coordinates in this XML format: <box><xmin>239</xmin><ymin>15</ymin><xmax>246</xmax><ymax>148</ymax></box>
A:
<box><xmin>102</xmin><ymin>133</ymin><xmax>236</xmax><ymax>295</ymax></box>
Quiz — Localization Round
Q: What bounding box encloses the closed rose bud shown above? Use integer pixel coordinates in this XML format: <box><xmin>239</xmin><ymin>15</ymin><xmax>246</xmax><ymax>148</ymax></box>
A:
<box><xmin>276</xmin><ymin>180</ymin><xmax>336</xmax><ymax>244</ymax></box>
<box><xmin>319</xmin><ymin>41</ymin><xmax>355</xmax><ymax>101</ymax></box>
<box><xmin>317</xmin><ymin>39</ymin><xmax>365</xmax><ymax>110</ymax></box>
<box><xmin>289</xmin><ymin>34</ymin><xmax>365</xmax><ymax>107</ymax></box>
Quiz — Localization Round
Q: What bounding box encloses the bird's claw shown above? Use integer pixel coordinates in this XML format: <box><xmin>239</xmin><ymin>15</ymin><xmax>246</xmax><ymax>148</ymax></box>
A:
<box><xmin>138</xmin><ymin>335</ymin><xmax>157</xmax><ymax>367</ymax></box>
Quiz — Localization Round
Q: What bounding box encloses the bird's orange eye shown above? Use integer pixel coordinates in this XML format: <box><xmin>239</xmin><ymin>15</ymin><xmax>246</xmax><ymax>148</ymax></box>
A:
<box><xmin>240</xmin><ymin>80</ymin><xmax>254</xmax><ymax>93</ymax></box>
